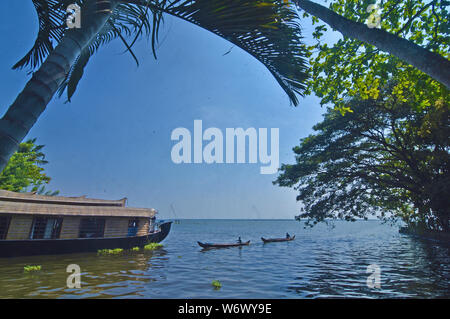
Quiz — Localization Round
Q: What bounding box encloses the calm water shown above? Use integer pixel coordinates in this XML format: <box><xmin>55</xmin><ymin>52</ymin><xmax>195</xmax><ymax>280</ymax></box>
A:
<box><xmin>0</xmin><ymin>220</ymin><xmax>448</xmax><ymax>298</ymax></box>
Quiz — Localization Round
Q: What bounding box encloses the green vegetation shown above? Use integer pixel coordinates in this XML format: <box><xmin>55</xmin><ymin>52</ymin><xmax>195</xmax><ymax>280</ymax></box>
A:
<box><xmin>24</xmin><ymin>265</ymin><xmax>42</xmax><ymax>272</ymax></box>
<box><xmin>97</xmin><ymin>246</ymin><xmax>161</xmax><ymax>254</ymax></box>
<box><xmin>97</xmin><ymin>248</ymin><xmax>124</xmax><ymax>255</ymax></box>
<box><xmin>0</xmin><ymin>1</ymin><xmax>447</xmax><ymax>237</ymax></box>
<box><xmin>276</xmin><ymin>0</ymin><xmax>449</xmax><ymax>234</ymax></box>
<box><xmin>211</xmin><ymin>280</ymin><xmax>222</xmax><ymax>289</ymax></box>
<box><xmin>0</xmin><ymin>139</ymin><xmax>58</xmax><ymax>195</ymax></box>
<box><xmin>301</xmin><ymin>0</ymin><xmax>449</xmax><ymax>113</ymax></box>
<box><xmin>144</xmin><ymin>243</ymin><xmax>163</xmax><ymax>251</ymax></box>
<box><xmin>276</xmin><ymin>84</ymin><xmax>449</xmax><ymax>232</ymax></box>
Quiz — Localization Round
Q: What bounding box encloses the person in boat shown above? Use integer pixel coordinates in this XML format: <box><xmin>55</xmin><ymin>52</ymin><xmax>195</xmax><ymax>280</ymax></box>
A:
<box><xmin>237</xmin><ymin>237</ymin><xmax>242</xmax><ymax>244</ymax></box>
<box><xmin>286</xmin><ymin>233</ymin><xmax>291</xmax><ymax>239</ymax></box>
<box><xmin>149</xmin><ymin>216</ymin><xmax>157</xmax><ymax>233</ymax></box>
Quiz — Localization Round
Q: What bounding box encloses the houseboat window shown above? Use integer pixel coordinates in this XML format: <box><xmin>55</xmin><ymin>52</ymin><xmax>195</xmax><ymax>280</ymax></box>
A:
<box><xmin>127</xmin><ymin>219</ymin><xmax>139</xmax><ymax>237</ymax></box>
<box><xmin>79</xmin><ymin>218</ymin><xmax>105</xmax><ymax>238</ymax></box>
<box><xmin>0</xmin><ymin>216</ymin><xmax>11</xmax><ymax>240</ymax></box>
<box><xmin>30</xmin><ymin>217</ymin><xmax>63</xmax><ymax>239</ymax></box>
<box><xmin>149</xmin><ymin>217</ymin><xmax>156</xmax><ymax>233</ymax></box>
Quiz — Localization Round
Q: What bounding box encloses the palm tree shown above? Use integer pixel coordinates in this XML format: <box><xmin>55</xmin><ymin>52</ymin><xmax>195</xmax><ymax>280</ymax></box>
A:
<box><xmin>0</xmin><ymin>0</ymin><xmax>310</xmax><ymax>172</ymax></box>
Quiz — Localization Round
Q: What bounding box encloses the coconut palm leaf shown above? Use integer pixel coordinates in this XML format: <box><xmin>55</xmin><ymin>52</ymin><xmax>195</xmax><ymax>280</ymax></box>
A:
<box><xmin>57</xmin><ymin>2</ymin><xmax>155</xmax><ymax>101</ymax></box>
<box><xmin>17</xmin><ymin>0</ymin><xmax>309</xmax><ymax>105</ymax></box>
<box><xmin>12</xmin><ymin>0</ymin><xmax>70</xmax><ymax>69</ymax></box>
<box><xmin>160</xmin><ymin>0</ymin><xmax>309</xmax><ymax>105</ymax></box>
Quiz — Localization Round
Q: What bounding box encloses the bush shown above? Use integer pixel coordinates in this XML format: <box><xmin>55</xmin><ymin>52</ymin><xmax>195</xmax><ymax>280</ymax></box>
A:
<box><xmin>144</xmin><ymin>243</ymin><xmax>163</xmax><ymax>250</ymax></box>
<box><xmin>211</xmin><ymin>280</ymin><xmax>222</xmax><ymax>289</ymax></box>
<box><xmin>24</xmin><ymin>265</ymin><xmax>42</xmax><ymax>272</ymax></box>
<box><xmin>97</xmin><ymin>248</ymin><xmax>124</xmax><ymax>255</ymax></box>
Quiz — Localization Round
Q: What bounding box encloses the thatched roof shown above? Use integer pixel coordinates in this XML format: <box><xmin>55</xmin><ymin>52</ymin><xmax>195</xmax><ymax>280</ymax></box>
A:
<box><xmin>0</xmin><ymin>190</ymin><xmax>156</xmax><ymax>218</ymax></box>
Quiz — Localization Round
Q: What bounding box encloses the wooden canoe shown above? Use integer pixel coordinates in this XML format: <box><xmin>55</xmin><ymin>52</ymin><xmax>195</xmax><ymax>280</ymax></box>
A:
<box><xmin>261</xmin><ymin>235</ymin><xmax>295</xmax><ymax>243</ymax></box>
<box><xmin>197</xmin><ymin>240</ymin><xmax>250</xmax><ymax>249</ymax></box>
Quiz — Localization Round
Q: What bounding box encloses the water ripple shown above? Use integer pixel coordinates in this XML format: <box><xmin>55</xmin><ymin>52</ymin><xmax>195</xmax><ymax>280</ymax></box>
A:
<box><xmin>0</xmin><ymin>220</ymin><xmax>448</xmax><ymax>298</ymax></box>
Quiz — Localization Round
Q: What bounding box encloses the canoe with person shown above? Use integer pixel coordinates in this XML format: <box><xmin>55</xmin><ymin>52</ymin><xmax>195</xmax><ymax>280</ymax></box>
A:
<box><xmin>261</xmin><ymin>233</ymin><xmax>295</xmax><ymax>243</ymax></box>
<box><xmin>197</xmin><ymin>236</ymin><xmax>250</xmax><ymax>249</ymax></box>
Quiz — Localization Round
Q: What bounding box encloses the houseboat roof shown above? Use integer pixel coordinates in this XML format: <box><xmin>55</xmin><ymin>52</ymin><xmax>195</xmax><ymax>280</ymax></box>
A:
<box><xmin>0</xmin><ymin>189</ymin><xmax>127</xmax><ymax>207</ymax></box>
<box><xmin>0</xmin><ymin>190</ymin><xmax>156</xmax><ymax>218</ymax></box>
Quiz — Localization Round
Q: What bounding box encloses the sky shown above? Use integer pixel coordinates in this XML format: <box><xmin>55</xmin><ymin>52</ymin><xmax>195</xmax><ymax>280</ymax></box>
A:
<box><xmin>0</xmin><ymin>1</ymin><xmax>340</xmax><ymax>219</ymax></box>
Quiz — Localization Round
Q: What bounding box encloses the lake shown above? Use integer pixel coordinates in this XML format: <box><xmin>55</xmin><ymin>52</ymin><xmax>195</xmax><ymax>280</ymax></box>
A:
<box><xmin>0</xmin><ymin>220</ymin><xmax>448</xmax><ymax>298</ymax></box>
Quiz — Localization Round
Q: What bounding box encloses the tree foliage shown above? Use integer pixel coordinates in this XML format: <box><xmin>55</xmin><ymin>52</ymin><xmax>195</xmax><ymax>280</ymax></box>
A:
<box><xmin>275</xmin><ymin>84</ymin><xmax>449</xmax><ymax>232</ymax></box>
<box><xmin>302</xmin><ymin>0</ymin><xmax>450</xmax><ymax>113</ymax></box>
<box><xmin>0</xmin><ymin>139</ymin><xmax>58</xmax><ymax>194</ymax></box>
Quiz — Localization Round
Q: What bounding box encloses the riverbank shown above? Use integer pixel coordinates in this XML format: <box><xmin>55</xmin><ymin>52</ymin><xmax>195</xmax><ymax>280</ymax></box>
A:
<box><xmin>399</xmin><ymin>226</ymin><xmax>450</xmax><ymax>243</ymax></box>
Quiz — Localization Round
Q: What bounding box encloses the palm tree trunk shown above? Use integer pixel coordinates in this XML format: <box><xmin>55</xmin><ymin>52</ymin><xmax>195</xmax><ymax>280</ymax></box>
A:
<box><xmin>294</xmin><ymin>0</ymin><xmax>450</xmax><ymax>88</ymax></box>
<box><xmin>0</xmin><ymin>2</ymin><xmax>117</xmax><ymax>172</ymax></box>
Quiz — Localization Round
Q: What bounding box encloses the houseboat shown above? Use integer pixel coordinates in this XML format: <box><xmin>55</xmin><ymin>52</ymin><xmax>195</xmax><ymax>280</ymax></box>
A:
<box><xmin>0</xmin><ymin>190</ymin><xmax>171</xmax><ymax>258</ymax></box>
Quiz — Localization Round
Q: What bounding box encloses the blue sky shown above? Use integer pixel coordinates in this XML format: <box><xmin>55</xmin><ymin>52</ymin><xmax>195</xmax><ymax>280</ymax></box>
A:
<box><xmin>0</xmin><ymin>1</ymin><xmax>340</xmax><ymax>219</ymax></box>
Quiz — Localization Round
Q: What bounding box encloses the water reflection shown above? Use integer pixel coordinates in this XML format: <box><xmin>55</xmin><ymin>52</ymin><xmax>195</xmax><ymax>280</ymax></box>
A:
<box><xmin>0</xmin><ymin>250</ymin><xmax>167</xmax><ymax>298</ymax></box>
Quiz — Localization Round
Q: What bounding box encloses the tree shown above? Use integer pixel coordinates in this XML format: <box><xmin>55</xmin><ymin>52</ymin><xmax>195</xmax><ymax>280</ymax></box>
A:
<box><xmin>0</xmin><ymin>138</ymin><xmax>58</xmax><ymax>195</ymax></box>
<box><xmin>294</xmin><ymin>0</ymin><xmax>450</xmax><ymax>87</ymax></box>
<box><xmin>274</xmin><ymin>84</ymin><xmax>449</xmax><ymax>232</ymax></box>
<box><xmin>294</xmin><ymin>0</ymin><xmax>450</xmax><ymax>113</ymax></box>
<box><xmin>0</xmin><ymin>0</ymin><xmax>310</xmax><ymax>172</ymax></box>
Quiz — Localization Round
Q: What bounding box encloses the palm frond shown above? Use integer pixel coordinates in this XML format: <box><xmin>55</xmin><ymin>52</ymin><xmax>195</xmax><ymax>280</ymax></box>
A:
<box><xmin>156</xmin><ymin>0</ymin><xmax>309</xmax><ymax>105</ymax></box>
<box><xmin>20</xmin><ymin>0</ymin><xmax>309</xmax><ymax>105</ymax></box>
<box><xmin>13</xmin><ymin>0</ymin><xmax>76</xmax><ymax>70</ymax></box>
<box><xmin>57</xmin><ymin>2</ymin><xmax>156</xmax><ymax>101</ymax></box>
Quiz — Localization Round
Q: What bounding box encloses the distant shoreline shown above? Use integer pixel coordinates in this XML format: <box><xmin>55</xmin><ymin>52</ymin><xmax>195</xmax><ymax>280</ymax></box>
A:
<box><xmin>399</xmin><ymin>226</ymin><xmax>450</xmax><ymax>243</ymax></box>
